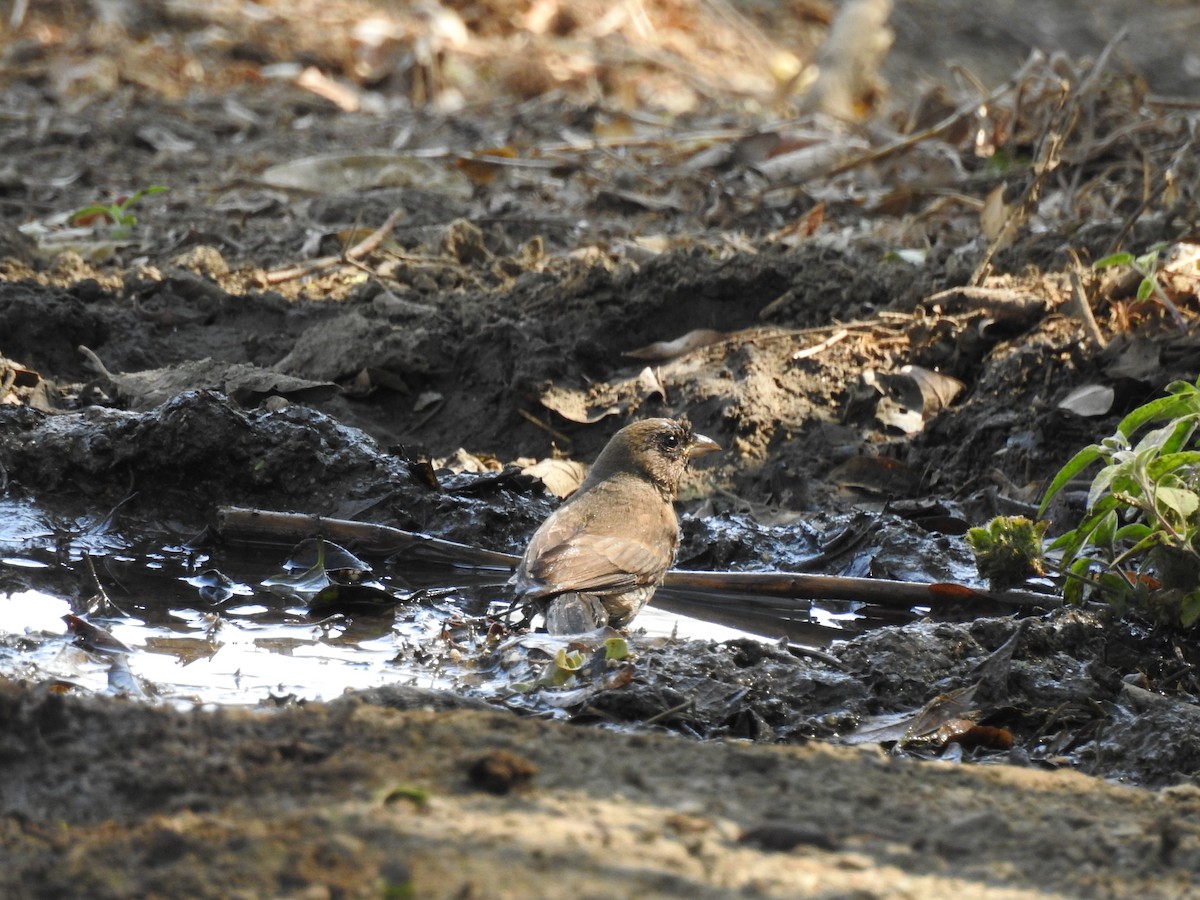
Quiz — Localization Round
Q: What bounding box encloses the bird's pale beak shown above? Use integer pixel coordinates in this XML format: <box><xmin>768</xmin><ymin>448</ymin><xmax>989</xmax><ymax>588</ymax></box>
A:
<box><xmin>688</xmin><ymin>433</ymin><xmax>721</xmax><ymax>457</ymax></box>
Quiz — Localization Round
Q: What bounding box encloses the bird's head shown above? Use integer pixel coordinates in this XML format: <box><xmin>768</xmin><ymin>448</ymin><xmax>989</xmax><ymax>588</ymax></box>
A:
<box><xmin>587</xmin><ymin>418</ymin><xmax>720</xmax><ymax>498</ymax></box>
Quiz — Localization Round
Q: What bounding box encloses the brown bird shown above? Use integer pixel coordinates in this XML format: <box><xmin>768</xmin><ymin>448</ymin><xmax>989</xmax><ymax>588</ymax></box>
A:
<box><xmin>511</xmin><ymin>418</ymin><xmax>720</xmax><ymax>634</ymax></box>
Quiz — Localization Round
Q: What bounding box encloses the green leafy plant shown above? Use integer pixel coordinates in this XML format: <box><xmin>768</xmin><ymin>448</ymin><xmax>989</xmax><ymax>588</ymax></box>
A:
<box><xmin>1038</xmin><ymin>376</ymin><xmax>1200</xmax><ymax>626</ymax></box>
<box><xmin>966</xmin><ymin>516</ymin><xmax>1048</xmax><ymax>591</ymax></box>
<box><xmin>70</xmin><ymin>185</ymin><xmax>168</xmax><ymax>237</ymax></box>
<box><xmin>1094</xmin><ymin>242</ymin><xmax>1185</xmax><ymax>327</ymax></box>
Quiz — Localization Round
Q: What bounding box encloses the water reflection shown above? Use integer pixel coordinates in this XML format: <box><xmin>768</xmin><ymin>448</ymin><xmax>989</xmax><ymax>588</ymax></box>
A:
<box><xmin>0</xmin><ymin>498</ymin><xmax>871</xmax><ymax>707</ymax></box>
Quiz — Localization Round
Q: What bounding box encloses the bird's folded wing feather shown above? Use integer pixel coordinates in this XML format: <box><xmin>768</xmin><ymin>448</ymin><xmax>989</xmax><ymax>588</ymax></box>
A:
<box><xmin>522</xmin><ymin>531</ymin><xmax>673</xmax><ymax>596</ymax></box>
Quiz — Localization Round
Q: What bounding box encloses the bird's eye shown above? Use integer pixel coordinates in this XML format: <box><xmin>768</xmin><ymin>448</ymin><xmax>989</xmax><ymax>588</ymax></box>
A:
<box><xmin>660</xmin><ymin>433</ymin><xmax>680</xmax><ymax>451</ymax></box>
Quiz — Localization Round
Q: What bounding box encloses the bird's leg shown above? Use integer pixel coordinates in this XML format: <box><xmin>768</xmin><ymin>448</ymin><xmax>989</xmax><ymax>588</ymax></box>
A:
<box><xmin>544</xmin><ymin>593</ymin><xmax>610</xmax><ymax>635</ymax></box>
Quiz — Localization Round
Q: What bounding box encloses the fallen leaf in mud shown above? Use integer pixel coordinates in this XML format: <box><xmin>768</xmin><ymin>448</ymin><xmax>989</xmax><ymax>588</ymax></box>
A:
<box><xmin>64</xmin><ymin>614</ymin><xmax>133</xmax><ymax>655</ymax></box>
<box><xmin>521</xmin><ymin>457</ymin><xmax>587</xmax><ymax>498</ymax></box>
<box><xmin>679</xmin><ymin>130</ymin><xmax>783</xmax><ymax>172</ymax></box>
<box><xmin>263</xmin><ymin>538</ymin><xmax>375</xmax><ymax>603</ymax></box>
<box><xmin>414</xmin><ymin>390</ymin><xmax>444</xmax><ymax>413</ymax></box>
<box><xmin>856</xmin><ymin>366</ymin><xmax>963</xmax><ymax>434</ymax></box>
<box><xmin>259</xmin><ymin>152</ymin><xmax>471</xmax><ymax>197</ymax></box>
<box><xmin>78</xmin><ymin>347</ymin><xmax>338</xmax><ymax>411</ymax></box>
<box><xmin>135</xmin><ymin>124</ymin><xmax>198</xmax><ymax>154</ymax></box>
<box><xmin>309</xmin><ymin>582</ymin><xmax>401</xmax><ymax>615</ymax></box>
<box><xmin>106</xmin><ymin>654</ymin><xmax>146</xmax><ymax>697</ymax></box>
<box><xmin>1056</xmin><ymin>383</ymin><xmax>1116</xmax><ymax>417</ymax></box>
<box><xmin>538</xmin><ymin>367</ymin><xmax>667</xmax><ymax>424</ymax></box>
<box><xmin>932</xmin><ymin>721</ymin><xmax>1014</xmax><ymax>751</ymax></box>
<box><xmin>141</xmin><ymin>636</ymin><xmax>221</xmax><ymax>666</ymax></box>
<box><xmin>765</xmin><ymin>201</ymin><xmax>825</xmax><ymax>245</ymax></box>
<box><xmin>891</xmin><ymin>365</ymin><xmax>964</xmax><ymax>415</ymax></box>
<box><xmin>0</xmin><ymin>355</ymin><xmax>57</xmax><ymax>410</ymax></box>
<box><xmin>184</xmin><ymin>568</ymin><xmax>250</xmax><ymax>604</ymax></box>
<box><xmin>538</xmin><ymin>385</ymin><xmax>621</xmax><ymax>424</ymax></box>
<box><xmin>842</xmin><ymin>682</ymin><xmax>980</xmax><ymax>746</ymax></box>
<box><xmin>593</xmin><ymin>186</ymin><xmax>687</xmax><ymax>213</ymax></box>
<box><xmin>980</xmin><ymin>183</ymin><xmax>1015</xmax><ymax>246</ymax></box>
<box><xmin>295</xmin><ymin>65</ymin><xmax>360</xmax><ymax>111</ymax></box>
<box><xmin>885</xmin><ymin>499</ymin><xmax>966</xmax><ymax>532</ymax></box>
<box><xmin>828</xmin><ymin>455</ymin><xmax>921</xmax><ymax>495</ymax></box>
<box><xmin>624</xmin><ymin>329</ymin><xmax>724</xmax><ymax>361</ymax></box>
<box><xmin>1100</xmin><ymin>335</ymin><xmax>1163</xmax><ymax>381</ymax></box>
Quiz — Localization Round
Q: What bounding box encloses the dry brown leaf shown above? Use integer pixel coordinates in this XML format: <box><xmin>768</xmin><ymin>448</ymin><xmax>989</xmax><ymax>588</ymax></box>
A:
<box><xmin>295</xmin><ymin>66</ymin><xmax>360</xmax><ymax>112</ymax></box>
<box><xmin>521</xmin><ymin>458</ymin><xmax>588</xmax><ymax>499</ymax></box>
<box><xmin>624</xmin><ymin>329</ymin><xmax>724</xmax><ymax>361</ymax></box>
<box><xmin>752</xmin><ymin>138</ymin><xmax>870</xmax><ymax>183</ymax></box>
<box><xmin>454</xmin><ymin>147</ymin><xmax>520</xmax><ymax>186</ymax></box>
<box><xmin>979</xmin><ymin>183</ymin><xmax>1013</xmax><ymax>246</ymax></box>
<box><xmin>538</xmin><ymin>385</ymin><xmax>621</xmax><ymax>424</ymax></box>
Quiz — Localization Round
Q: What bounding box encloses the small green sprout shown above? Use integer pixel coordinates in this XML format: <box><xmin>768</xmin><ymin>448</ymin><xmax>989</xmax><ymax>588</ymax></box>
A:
<box><xmin>71</xmin><ymin>185</ymin><xmax>168</xmax><ymax>237</ymax></box>
<box><xmin>1094</xmin><ymin>243</ymin><xmax>1185</xmax><ymax>328</ymax></box>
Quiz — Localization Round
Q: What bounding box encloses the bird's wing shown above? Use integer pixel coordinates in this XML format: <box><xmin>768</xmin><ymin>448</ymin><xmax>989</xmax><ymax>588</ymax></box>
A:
<box><xmin>516</xmin><ymin>519</ymin><xmax>675</xmax><ymax>598</ymax></box>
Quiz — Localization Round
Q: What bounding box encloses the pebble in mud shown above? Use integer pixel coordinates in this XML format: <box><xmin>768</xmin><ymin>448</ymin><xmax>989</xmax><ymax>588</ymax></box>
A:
<box><xmin>466</xmin><ymin>748</ymin><xmax>537</xmax><ymax>794</ymax></box>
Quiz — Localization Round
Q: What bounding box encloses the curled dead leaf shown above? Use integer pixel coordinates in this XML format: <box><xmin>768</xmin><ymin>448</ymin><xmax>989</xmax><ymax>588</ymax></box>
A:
<box><xmin>521</xmin><ymin>457</ymin><xmax>588</xmax><ymax>499</ymax></box>
<box><xmin>539</xmin><ymin>385</ymin><xmax>621</xmax><ymax>424</ymax></box>
<box><xmin>624</xmin><ymin>329</ymin><xmax>724</xmax><ymax>361</ymax></box>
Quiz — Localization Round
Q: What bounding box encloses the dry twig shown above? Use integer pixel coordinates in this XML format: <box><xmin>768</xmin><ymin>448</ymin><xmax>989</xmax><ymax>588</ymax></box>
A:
<box><xmin>265</xmin><ymin>208</ymin><xmax>406</xmax><ymax>284</ymax></box>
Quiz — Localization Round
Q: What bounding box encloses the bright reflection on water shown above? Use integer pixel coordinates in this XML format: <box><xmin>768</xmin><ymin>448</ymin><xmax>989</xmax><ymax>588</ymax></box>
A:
<box><xmin>0</xmin><ymin>496</ymin><xmax>888</xmax><ymax>707</ymax></box>
<box><xmin>0</xmin><ymin>489</ymin><xmax>783</xmax><ymax>708</ymax></box>
<box><xmin>0</xmin><ymin>579</ymin><xmax>773</xmax><ymax>706</ymax></box>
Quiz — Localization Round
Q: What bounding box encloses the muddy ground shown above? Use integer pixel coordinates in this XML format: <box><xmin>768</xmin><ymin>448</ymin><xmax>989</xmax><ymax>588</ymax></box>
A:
<box><xmin>2</xmin><ymin>0</ymin><xmax>1200</xmax><ymax>897</ymax></box>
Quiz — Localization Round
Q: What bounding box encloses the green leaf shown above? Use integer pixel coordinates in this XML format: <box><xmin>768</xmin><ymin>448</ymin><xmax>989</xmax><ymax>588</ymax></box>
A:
<box><xmin>1180</xmin><ymin>592</ymin><xmax>1200</xmax><ymax>628</ymax></box>
<box><xmin>1158</xmin><ymin>419</ymin><xmax>1198</xmax><ymax>457</ymax></box>
<box><xmin>1062</xmin><ymin>497</ymin><xmax>1124</xmax><ymax>561</ymax></box>
<box><xmin>1094</xmin><ymin>252</ymin><xmax>1135</xmax><ymax>269</ymax></box>
<box><xmin>1087</xmin><ymin>463</ymin><xmax>1123</xmax><ymax>511</ymax></box>
<box><xmin>1135</xmin><ymin>248</ymin><xmax>1163</xmax><ymax>270</ymax></box>
<box><xmin>1155</xmin><ymin>486</ymin><xmax>1200</xmax><ymax>520</ymax></box>
<box><xmin>1118</xmin><ymin>392</ymin><xmax>1200</xmax><ymax>438</ymax></box>
<box><xmin>1039</xmin><ymin>444</ymin><xmax>1105</xmax><ymax>515</ymax></box>
<box><xmin>1091</xmin><ymin>509</ymin><xmax>1118</xmax><ymax>552</ymax></box>
<box><xmin>1166</xmin><ymin>379</ymin><xmax>1200</xmax><ymax>397</ymax></box>
<box><xmin>604</xmin><ymin>637</ymin><xmax>630</xmax><ymax>660</ymax></box>
<box><xmin>1048</xmin><ymin>529</ymin><xmax>1080</xmax><ymax>553</ymax></box>
<box><xmin>1136</xmin><ymin>277</ymin><xmax>1155</xmax><ymax>302</ymax></box>
<box><xmin>1114</xmin><ymin>523</ymin><xmax>1153</xmax><ymax>543</ymax></box>
<box><xmin>1133</xmin><ymin>421</ymin><xmax>1185</xmax><ymax>457</ymax></box>
<box><xmin>1064</xmin><ymin>557</ymin><xmax>1094</xmax><ymax>605</ymax></box>
<box><xmin>1147</xmin><ymin>451</ymin><xmax>1200</xmax><ymax>479</ymax></box>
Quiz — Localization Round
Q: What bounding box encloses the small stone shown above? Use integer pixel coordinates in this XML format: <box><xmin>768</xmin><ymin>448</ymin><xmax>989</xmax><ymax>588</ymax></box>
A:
<box><xmin>467</xmin><ymin>749</ymin><xmax>536</xmax><ymax>794</ymax></box>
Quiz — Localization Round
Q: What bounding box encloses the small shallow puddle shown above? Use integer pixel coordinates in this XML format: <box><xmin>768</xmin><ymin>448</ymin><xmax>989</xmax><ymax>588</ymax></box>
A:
<box><xmin>2</xmin><ymin>498</ymin><xmax>836</xmax><ymax>707</ymax></box>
